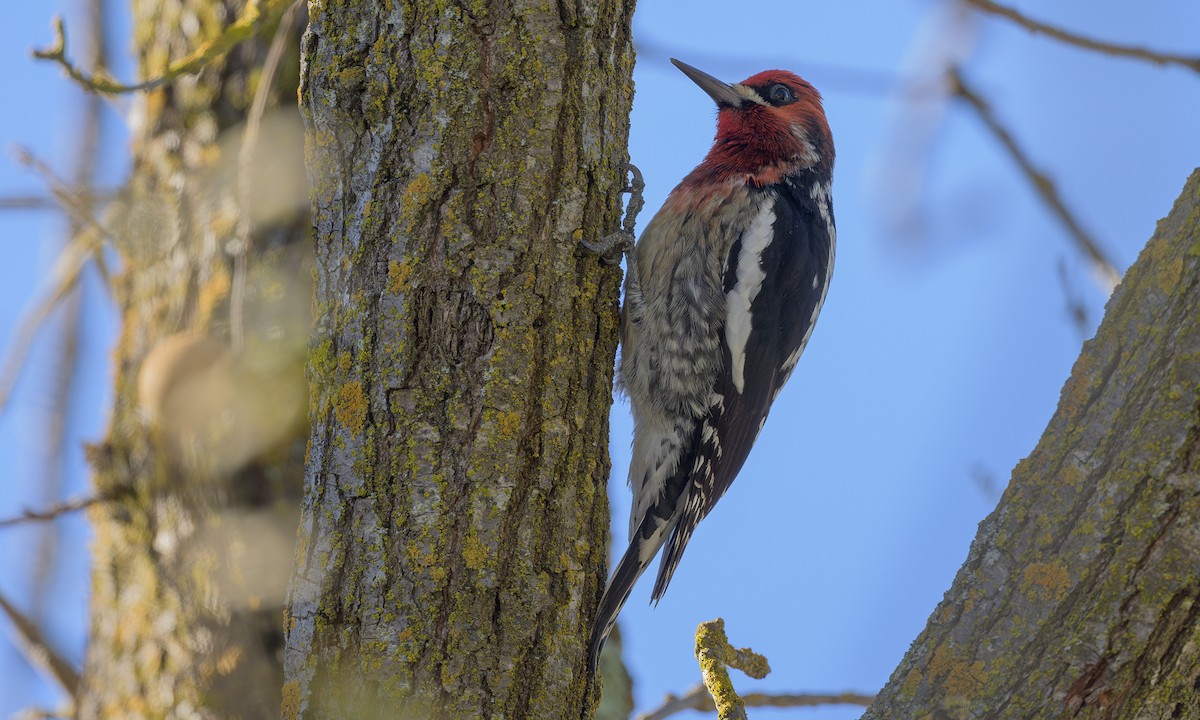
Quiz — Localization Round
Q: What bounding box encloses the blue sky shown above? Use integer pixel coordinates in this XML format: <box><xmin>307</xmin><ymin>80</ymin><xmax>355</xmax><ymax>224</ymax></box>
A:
<box><xmin>2</xmin><ymin>1</ymin><xmax>1198</xmax><ymax>718</ymax></box>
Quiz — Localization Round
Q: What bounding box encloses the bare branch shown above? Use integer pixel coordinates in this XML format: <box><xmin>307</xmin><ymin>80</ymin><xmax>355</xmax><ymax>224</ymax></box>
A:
<box><xmin>948</xmin><ymin>68</ymin><xmax>1121</xmax><ymax>293</ymax></box>
<box><xmin>0</xmin><ymin>148</ymin><xmax>121</xmax><ymax>417</ymax></box>
<box><xmin>636</xmin><ymin>684</ymin><xmax>875</xmax><ymax>720</ymax></box>
<box><xmin>963</xmin><ymin>0</ymin><xmax>1200</xmax><ymax>74</ymax></box>
<box><xmin>13</xmin><ymin>708</ymin><xmax>74</xmax><ymax>720</ymax></box>
<box><xmin>0</xmin><ymin>590</ymin><xmax>79</xmax><ymax>696</ymax></box>
<box><xmin>0</xmin><ymin>190</ymin><xmax>118</xmax><ymax>211</ymax></box>
<box><xmin>31</xmin><ymin>0</ymin><xmax>293</xmax><ymax>95</ymax></box>
<box><xmin>11</xmin><ymin>147</ymin><xmax>115</xmax><ymax>242</ymax></box>
<box><xmin>31</xmin><ymin>0</ymin><xmax>109</xmax><ymax>626</ymax></box>
<box><xmin>0</xmin><ymin>495</ymin><xmax>108</xmax><ymax>530</ymax></box>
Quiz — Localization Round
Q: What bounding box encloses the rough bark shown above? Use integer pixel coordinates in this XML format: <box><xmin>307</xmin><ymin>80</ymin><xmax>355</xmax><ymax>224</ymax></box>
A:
<box><xmin>78</xmin><ymin>2</ymin><xmax>309</xmax><ymax>718</ymax></box>
<box><xmin>282</xmin><ymin>1</ymin><xmax>635</xmax><ymax>718</ymax></box>
<box><xmin>864</xmin><ymin>168</ymin><xmax>1200</xmax><ymax>718</ymax></box>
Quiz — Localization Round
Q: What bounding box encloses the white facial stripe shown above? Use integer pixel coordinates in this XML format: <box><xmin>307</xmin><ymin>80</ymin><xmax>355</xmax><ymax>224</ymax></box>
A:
<box><xmin>732</xmin><ymin>84</ymin><xmax>767</xmax><ymax>106</ymax></box>
<box><xmin>725</xmin><ymin>202</ymin><xmax>776</xmax><ymax>393</ymax></box>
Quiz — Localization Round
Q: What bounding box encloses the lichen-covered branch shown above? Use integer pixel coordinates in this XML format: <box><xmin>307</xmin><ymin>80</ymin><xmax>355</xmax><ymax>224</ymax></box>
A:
<box><xmin>692</xmin><ymin>619</ymin><xmax>771</xmax><ymax>720</ymax></box>
<box><xmin>32</xmin><ymin>0</ymin><xmax>292</xmax><ymax>95</ymax></box>
<box><xmin>864</xmin><ymin>168</ymin><xmax>1200</xmax><ymax>718</ymax></box>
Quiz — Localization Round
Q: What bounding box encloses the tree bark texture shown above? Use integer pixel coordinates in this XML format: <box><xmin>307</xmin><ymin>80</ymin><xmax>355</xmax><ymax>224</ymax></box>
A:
<box><xmin>79</xmin><ymin>2</ymin><xmax>309</xmax><ymax>718</ymax></box>
<box><xmin>864</xmin><ymin>169</ymin><xmax>1200</xmax><ymax>718</ymax></box>
<box><xmin>283</xmin><ymin>1</ymin><xmax>635</xmax><ymax>718</ymax></box>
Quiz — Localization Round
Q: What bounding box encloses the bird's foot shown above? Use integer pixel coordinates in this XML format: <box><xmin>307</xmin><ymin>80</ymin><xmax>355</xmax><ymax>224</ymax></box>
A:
<box><xmin>580</xmin><ymin>162</ymin><xmax>645</xmax><ymax>266</ymax></box>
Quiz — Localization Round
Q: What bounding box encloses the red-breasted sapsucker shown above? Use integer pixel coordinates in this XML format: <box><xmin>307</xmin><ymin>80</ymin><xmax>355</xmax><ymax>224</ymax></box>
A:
<box><xmin>588</xmin><ymin>59</ymin><xmax>836</xmax><ymax>672</ymax></box>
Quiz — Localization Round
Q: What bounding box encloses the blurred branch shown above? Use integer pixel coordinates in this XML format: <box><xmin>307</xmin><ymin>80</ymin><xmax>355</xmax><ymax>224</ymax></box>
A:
<box><xmin>31</xmin><ymin>0</ymin><xmax>110</xmax><ymax>626</ymax></box>
<box><xmin>636</xmin><ymin>39</ymin><xmax>901</xmax><ymax>96</ymax></box>
<box><xmin>0</xmin><ymin>147</ymin><xmax>119</xmax><ymax>417</ymax></box>
<box><xmin>14</xmin><ymin>709</ymin><xmax>74</xmax><ymax>720</ymax></box>
<box><xmin>231</xmin><ymin>0</ymin><xmax>302</xmax><ymax>351</ymax></box>
<box><xmin>0</xmin><ymin>220</ymin><xmax>107</xmax><ymax>417</ymax></box>
<box><xmin>0</xmin><ymin>590</ymin><xmax>79</xmax><ymax>697</ymax></box>
<box><xmin>1056</xmin><ymin>258</ymin><xmax>1091</xmax><ymax>337</ymax></box>
<box><xmin>32</xmin><ymin>0</ymin><xmax>292</xmax><ymax>95</ymax></box>
<box><xmin>693</xmin><ymin>619</ymin><xmax>770</xmax><ymax>720</ymax></box>
<box><xmin>0</xmin><ymin>190</ymin><xmax>119</xmax><ymax>211</ymax></box>
<box><xmin>636</xmin><ymin>684</ymin><xmax>875</xmax><ymax>720</ymax></box>
<box><xmin>948</xmin><ymin>68</ymin><xmax>1121</xmax><ymax>292</ymax></box>
<box><xmin>12</xmin><ymin>147</ymin><xmax>116</xmax><ymax>243</ymax></box>
<box><xmin>868</xmin><ymin>1</ymin><xmax>979</xmax><ymax>246</ymax></box>
<box><xmin>963</xmin><ymin>0</ymin><xmax>1200</xmax><ymax>74</ymax></box>
<box><xmin>0</xmin><ymin>494</ymin><xmax>109</xmax><ymax>530</ymax></box>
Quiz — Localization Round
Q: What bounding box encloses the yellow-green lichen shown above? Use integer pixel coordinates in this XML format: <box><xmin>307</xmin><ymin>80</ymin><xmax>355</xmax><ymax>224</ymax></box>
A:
<box><xmin>387</xmin><ymin>260</ymin><xmax>413</xmax><ymax>294</ymax></box>
<box><xmin>281</xmin><ymin>680</ymin><xmax>301</xmax><ymax>720</ymax></box>
<box><xmin>463</xmin><ymin>532</ymin><xmax>488</xmax><ymax>570</ymax></box>
<box><xmin>334</xmin><ymin>381</ymin><xmax>367</xmax><ymax>435</ymax></box>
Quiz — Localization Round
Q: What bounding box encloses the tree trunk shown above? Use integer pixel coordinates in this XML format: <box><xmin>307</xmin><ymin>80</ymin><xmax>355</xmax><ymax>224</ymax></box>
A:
<box><xmin>864</xmin><ymin>168</ymin><xmax>1200</xmax><ymax>718</ymax></box>
<box><xmin>282</xmin><ymin>1</ymin><xmax>635</xmax><ymax>718</ymax></box>
<box><xmin>79</xmin><ymin>2</ymin><xmax>309</xmax><ymax>718</ymax></box>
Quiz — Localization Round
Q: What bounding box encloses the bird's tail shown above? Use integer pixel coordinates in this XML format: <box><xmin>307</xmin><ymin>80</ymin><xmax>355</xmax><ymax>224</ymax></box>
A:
<box><xmin>587</xmin><ymin>509</ymin><xmax>677</xmax><ymax>674</ymax></box>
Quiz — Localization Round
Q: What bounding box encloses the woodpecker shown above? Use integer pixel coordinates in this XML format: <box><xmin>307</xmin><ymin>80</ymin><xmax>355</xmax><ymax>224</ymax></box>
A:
<box><xmin>587</xmin><ymin>59</ymin><xmax>835</xmax><ymax>672</ymax></box>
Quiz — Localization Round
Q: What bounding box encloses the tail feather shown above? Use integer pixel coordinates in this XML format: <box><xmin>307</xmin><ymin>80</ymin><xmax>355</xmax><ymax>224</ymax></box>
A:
<box><xmin>587</xmin><ymin>509</ymin><xmax>678</xmax><ymax>673</ymax></box>
<box><xmin>650</xmin><ymin>497</ymin><xmax>700</xmax><ymax>602</ymax></box>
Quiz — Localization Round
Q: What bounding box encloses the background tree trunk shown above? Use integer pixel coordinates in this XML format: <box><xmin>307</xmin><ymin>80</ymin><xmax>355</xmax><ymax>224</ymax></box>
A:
<box><xmin>864</xmin><ymin>169</ymin><xmax>1200</xmax><ymax>718</ymax></box>
<box><xmin>78</xmin><ymin>2</ymin><xmax>309</xmax><ymax>718</ymax></box>
<box><xmin>282</xmin><ymin>1</ymin><xmax>636</xmax><ymax>719</ymax></box>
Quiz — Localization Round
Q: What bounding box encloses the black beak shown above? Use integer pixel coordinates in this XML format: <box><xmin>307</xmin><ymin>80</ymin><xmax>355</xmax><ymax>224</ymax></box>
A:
<box><xmin>671</xmin><ymin>58</ymin><xmax>744</xmax><ymax>108</ymax></box>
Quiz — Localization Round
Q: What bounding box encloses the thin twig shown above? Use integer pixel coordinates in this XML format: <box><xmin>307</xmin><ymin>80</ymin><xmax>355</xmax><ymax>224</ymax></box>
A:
<box><xmin>948</xmin><ymin>68</ymin><xmax>1121</xmax><ymax>292</ymax></box>
<box><xmin>963</xmin><ymin>0</ymin><xmax>1200</xmax><ymax>74</ymax></box>
<box><xmin>0</xmin><ymin>590</ymin><xmax>79</xmax><ymax>696</ymax></box>
<box><xmin>0</xmin><ymin>252</ymin><xmax>91</xmax><ymax>417</ymax></box>
<box><xmin>31</xmin><ymin>0</ymin><xmax>109</xmax><ymax>628</ymax></box>
<box><xmin>0</xmin><ymin>190</ymin><xmax>118</xmax><ymax>211</ymax></box>
<box><xmin>231</xmin><ymin>0</ymin><xmax>302</xmax><ymax>352</ymax></box>
<box><xmin>14</xmin><ymin>708</ymin><xmax>74</xmax><ymax>720</ymax></box>
<box><xmin>0</xmin><ymin>148</ymin><xmax>118</xmax><ymax>417</ymax></box>
<box><xmin>11</xmin><ymin>147</ymin><xmax>115</xmax><ymax>242</ymax></box>
<box><xmin>31</xmin><ymin>0</ymin><xmax>292</xmax><ymax>95</ymax></box>
<box><xmin>1056</xmin><ymin>257</ymin><xmax>1091</xmax><ymax>337</ymax></box>
<box><xmin>635</xmin><ymin>684</ymin><xmax>875</xmax><ymax>720</ymax></box>
<box><xmin>0</xmin><ymin>495</ymin><xmax>108</xmax><ymax>530</ymax></box>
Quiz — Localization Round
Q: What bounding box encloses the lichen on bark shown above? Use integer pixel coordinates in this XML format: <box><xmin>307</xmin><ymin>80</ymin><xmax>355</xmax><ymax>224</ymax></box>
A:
<box><xmin>284</xmin><ymin>1</ymin><xmax>636</xmax><ymax>718</ymax></box>
<box><xmin>864</xmin><ymin>169</ymin><xmax>1200</xmax><ymax>719</ymax></box>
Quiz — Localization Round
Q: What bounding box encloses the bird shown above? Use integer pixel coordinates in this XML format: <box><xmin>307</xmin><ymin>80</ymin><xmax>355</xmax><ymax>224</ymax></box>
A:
<box><xmin>586</xmin><ymin>58</ymin><xmax>836</xmax><ymax>673</ymax></box>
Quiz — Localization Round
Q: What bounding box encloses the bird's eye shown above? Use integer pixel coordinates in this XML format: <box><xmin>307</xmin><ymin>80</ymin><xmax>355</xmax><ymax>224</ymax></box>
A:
<box><xmin>769</xmin><ymin>84</ymin><xmax>794</xmax><ymax>105</ymax></box>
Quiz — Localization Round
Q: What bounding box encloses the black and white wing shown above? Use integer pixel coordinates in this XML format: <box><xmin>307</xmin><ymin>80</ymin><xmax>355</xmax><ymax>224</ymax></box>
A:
<box><xmin>650</xmin><ymin>174</ymin><xmax>835</xmax><ymax>600</ymax></box>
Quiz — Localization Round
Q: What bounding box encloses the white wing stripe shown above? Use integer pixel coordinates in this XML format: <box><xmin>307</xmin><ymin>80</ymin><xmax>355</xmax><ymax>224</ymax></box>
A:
<box><xmin>724</xmin><ymin>202</ymin><xmax>776</xmax><ymax>394</ymax></box>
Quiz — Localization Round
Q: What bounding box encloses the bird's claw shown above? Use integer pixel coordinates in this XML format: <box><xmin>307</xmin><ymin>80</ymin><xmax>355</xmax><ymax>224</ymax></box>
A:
<box><xmin>580</xmin><ymin>162</ymin><xmax>645</xmax><ymax>265</ymax></box>
<box><xmin>580</xmin><ymin>230</ymin><xmax>631</xmax><ymax>265</ymax></box>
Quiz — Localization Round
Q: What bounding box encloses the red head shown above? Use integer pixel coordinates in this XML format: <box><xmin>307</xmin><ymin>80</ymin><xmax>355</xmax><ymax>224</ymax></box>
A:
<box><xmin>672</xmin><ymin>59</ymin><xmax>833</xmax><ymax>188</ymax></box>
